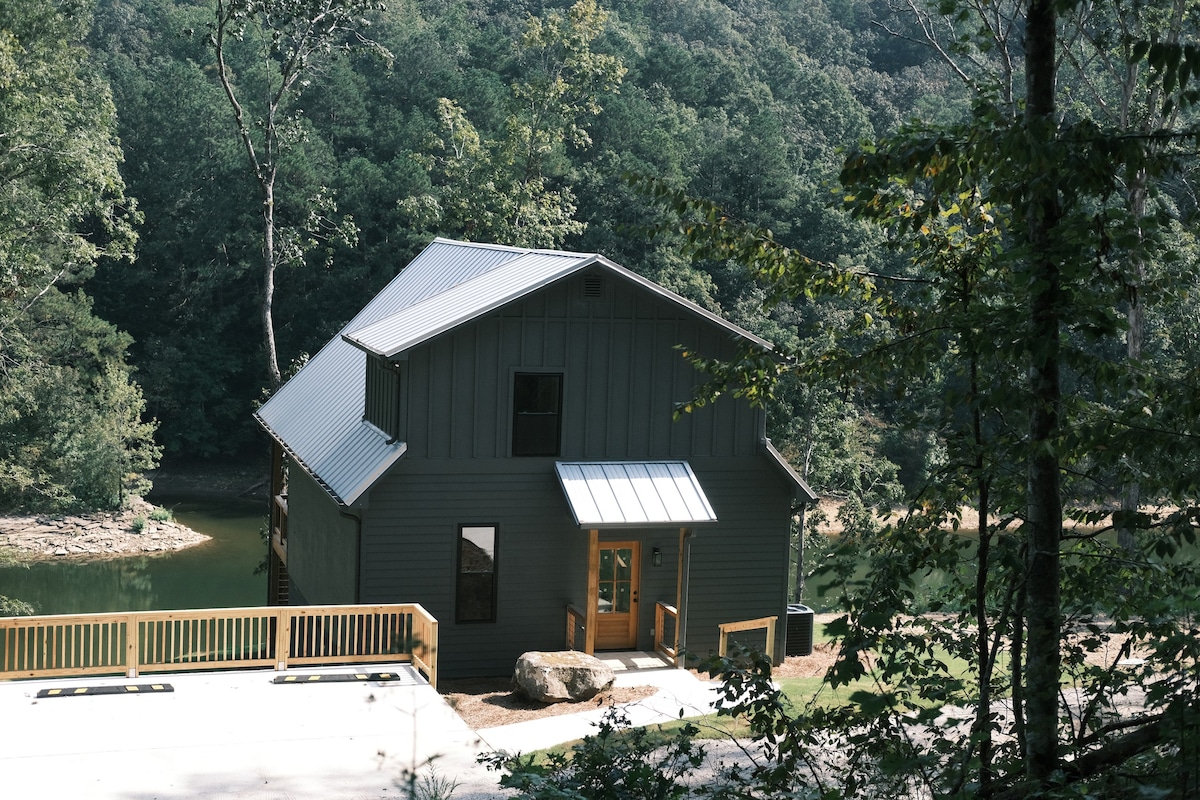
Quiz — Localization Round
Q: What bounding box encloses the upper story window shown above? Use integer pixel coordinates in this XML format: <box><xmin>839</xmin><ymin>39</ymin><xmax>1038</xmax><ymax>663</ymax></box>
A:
<box><xmin>364</xmin><ymin>356</ymin><xmax>402</xmax><ymax>441</ymax></box>
<box><xmin>512</xmin><ymin>372</ymin><xmax>562</xmax><ymax>456</ymax></box>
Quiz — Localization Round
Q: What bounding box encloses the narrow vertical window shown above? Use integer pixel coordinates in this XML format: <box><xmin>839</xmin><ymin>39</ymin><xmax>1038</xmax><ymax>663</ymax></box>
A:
<box><xmin>456</xmin><ymin>525</ymin><xmax>497</xmax><ymax>623</ymax></box>
<box><xmin>512</xmin><ymin>373</ymin><xmax>562</xmax><ymax>456</ymax></box>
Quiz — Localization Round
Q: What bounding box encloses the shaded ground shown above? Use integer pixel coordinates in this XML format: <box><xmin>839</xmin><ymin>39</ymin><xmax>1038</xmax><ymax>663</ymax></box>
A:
<box><xmin>147</xmin><ymin>459</ymin><xmax>270</xmax><ymax>501</ymax></box>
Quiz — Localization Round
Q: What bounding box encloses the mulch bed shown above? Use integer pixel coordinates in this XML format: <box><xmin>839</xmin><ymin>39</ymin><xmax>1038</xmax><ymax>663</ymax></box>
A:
<box><xmin>440</xmin><ymin>676</ymin><xmax>659</xmax><ymax>729</ymax></box>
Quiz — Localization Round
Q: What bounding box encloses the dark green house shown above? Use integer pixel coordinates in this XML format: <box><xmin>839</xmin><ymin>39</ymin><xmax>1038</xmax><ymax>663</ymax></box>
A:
<box><xmin>255</xmin><ymin>238</ymin><xmax>815</xmax><ymax>679</ymax></box>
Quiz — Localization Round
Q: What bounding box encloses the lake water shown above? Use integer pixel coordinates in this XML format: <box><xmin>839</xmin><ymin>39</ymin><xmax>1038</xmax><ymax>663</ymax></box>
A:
<box><xmin>0</xmin><ymin>496</ymin><xmax>267</xmax><ymax>615</ymax></box>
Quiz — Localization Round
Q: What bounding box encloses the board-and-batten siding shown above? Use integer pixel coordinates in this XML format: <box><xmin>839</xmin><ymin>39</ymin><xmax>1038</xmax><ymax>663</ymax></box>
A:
<box><xmin>401</xmin><ymin>273</ymin><xmax>758</xmax><ymax>462</ymax></box>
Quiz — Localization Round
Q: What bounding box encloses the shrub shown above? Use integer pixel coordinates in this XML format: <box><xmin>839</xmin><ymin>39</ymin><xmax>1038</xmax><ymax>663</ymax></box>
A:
<box><xmin>482</xmin><ymin>704</ymin><xmax>704</xmax><ymax>799</ymax></box>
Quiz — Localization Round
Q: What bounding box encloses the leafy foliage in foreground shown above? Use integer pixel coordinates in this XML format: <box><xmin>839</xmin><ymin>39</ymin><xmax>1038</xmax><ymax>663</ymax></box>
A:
<box><xmin>485</xmin><ymin>629</ymin><xmax>1200</xmax><ymax>799</ymax></box>
<box><xmin>629</xmin><ymin>0</ymin><xmax>1200</xmax><ymax>794</ymax></box>
<box><xmin>483</xmin><ymin>705</ymin><xmax>704</xmax><ymax>799</ymax></box>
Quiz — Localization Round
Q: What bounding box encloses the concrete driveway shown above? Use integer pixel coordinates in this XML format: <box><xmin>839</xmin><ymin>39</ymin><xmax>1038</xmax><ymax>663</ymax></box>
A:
<box><xmin>0</xmin><ymin>665</ymin><xmax>494</xmax><ymax>799</ymax></box>
<box><xmin>0</xmin><ymin>660</ymin><xmax>722</xmax><ymax>800</ymax></box>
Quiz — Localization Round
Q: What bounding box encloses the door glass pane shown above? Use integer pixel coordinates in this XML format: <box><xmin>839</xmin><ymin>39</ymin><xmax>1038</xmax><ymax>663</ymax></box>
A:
<box><xmin>598</xmin><ymin>582</ymin><xmax>614</xmax><ymax>613</ymax></box>
<box><xmin>615</xmin><ymin>548</ymin><xmax>632</xmax><ymax>580</ymax></box>
<box><xmin>599</xmin><ymin>549</ymin><xmax>613</xmax><ymax>581</ymax></box>
<box><xmin>597</xmin><ymin>545</ymin><xmax>635</xmax><ymax>618</ymax></box>
<box><xmin>615</xmin><ymin>582</ymin><xmax>630</xmax><ymax>613</ymax></box>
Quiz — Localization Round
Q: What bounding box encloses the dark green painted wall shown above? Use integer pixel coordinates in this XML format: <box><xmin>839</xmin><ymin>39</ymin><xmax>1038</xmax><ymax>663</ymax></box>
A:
<box><xmin>287</xmin><ymin>468</ymin><xmax>360</xmax><ymax>604</ymax></box>
<box><xmin>288</xmin><ymin>269</ymin><xmax>799</xmax><ymax>678</ymax></box>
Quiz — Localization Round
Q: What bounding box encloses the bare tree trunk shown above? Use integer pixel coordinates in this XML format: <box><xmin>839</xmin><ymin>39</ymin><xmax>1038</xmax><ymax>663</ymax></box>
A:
<box><xmin>1118</xmin><ymin>170</ymin><xmax>1147</xmax><ymax>554</ymax></box>
<box><xmin>1023</xmin><ymin>0</ymin><xmax>1064</xmax><ymax>782</ymax></box>
<box><xmin>262</xmin><ymin>180</ymin><xmax>282</xmax><ymax>391</ymax></box>
<box><xmin>213</xmin><ymin>0</ymin><xmax>284</xmax><ymax>392</ymax></box>
<box><xmin>971</xmin><ymin>352</ymin><xmax>995</xmax><ymax>793</ymax></box>
<box><xmin>793</xmin><ymin>438</ymin><xmax>814</xmax><ymax>603</ymax></box>
<box><xmin>793</xmin><ymin>504</ymin><xmax>807</xmax><ymax>603</ymax></box>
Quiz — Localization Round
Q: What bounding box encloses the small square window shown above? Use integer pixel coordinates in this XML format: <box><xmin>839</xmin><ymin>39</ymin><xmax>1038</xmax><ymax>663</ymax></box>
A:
<box><xmin>512</xmin><ymin>373</ymin><xmax>562</xmax><ymax>456</ymax></box>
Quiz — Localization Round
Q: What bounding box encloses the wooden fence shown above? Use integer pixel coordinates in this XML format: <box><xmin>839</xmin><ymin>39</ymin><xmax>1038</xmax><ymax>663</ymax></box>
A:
<box><xmin>0</xmin><ymin>604</ymin><xmax>438</xmax><ymax>687</ymax></box>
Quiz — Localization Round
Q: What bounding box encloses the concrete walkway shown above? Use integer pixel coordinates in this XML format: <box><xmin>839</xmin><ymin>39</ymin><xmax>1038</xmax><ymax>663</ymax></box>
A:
<box><xmin>0</xmin><ymin>658</ymin><xmax>722</xmax><ymax>800</ymax></box>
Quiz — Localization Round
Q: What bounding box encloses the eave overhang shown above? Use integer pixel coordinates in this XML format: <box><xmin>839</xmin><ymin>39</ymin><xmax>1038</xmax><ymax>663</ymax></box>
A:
<box><xmin>555</xmin><ymin>461</ymin><xmax>718</xmax><ymax>530</ymax></box>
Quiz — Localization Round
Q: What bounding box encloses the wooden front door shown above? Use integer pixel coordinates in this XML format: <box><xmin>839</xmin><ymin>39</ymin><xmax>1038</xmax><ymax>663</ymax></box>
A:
<box><xmin>594</xmin><ymin>541</ymin><xmax>640</xmax><ymax>650</ymax></box>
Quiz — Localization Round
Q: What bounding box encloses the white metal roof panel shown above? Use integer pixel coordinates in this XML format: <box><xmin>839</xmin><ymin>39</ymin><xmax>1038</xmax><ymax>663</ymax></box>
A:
<box><xmin>256</xmin><ymin>239</ymin><xmax>534</xmax><ymax>504</ymax></box>
<box><xmin>343</xmin><ymin>251</ymin><xmax>595</xmax><ymax>358</ymax></box>
<box><xmin>555</xmin><ymin>461</ymin><xmax>718</xmax><ymax>528</ymax></box>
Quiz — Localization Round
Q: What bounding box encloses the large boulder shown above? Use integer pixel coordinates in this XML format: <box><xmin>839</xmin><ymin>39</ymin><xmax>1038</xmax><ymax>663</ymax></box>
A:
<box><xmin>512</xmin><ymin>650</ymin><xmax>615</xmax><ymax>703</ymax></box>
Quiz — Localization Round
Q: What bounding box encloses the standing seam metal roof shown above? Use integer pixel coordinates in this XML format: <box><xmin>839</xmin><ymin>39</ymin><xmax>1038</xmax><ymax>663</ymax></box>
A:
<box><xmin>255</xmin><ymin>238</ymin><xmax>775</xmax><ymax>507</ymax></box>
<box><xmin>343</xmin><ymin>252</ymin><xmax>596</xmax><ymax>358</ymax></box>
<box><xmin>554</xmin><ymin>461</ymin><xmax>718</xmax><ymax>528</ymax></box>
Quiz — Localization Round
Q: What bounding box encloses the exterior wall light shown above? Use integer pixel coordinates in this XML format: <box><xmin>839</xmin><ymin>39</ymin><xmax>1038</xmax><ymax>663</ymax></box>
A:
<box><xmin>652</xmin><ymin>547</ymin><xmax>662</xmax><ymax>567</ymax></box>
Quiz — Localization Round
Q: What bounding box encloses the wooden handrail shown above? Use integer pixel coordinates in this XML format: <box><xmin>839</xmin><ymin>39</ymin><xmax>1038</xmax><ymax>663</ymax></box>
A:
<box><xmin>565</xmin><ymin>603</ymin><xmax>586</xmax><ymax>651</ymax></box>
<box><xmin>0</xmin><ymin>604</ymin><xmax>438</xmax><ymax>687</ymax></box>
<box><xmin>717</xmin><ymin>615</ymin><xmax>778</xmax><ymax>661</ymax></box>
<box><xmin>654</xmin><ymin>601</ymin><xmax>679</xmax><ymax>664</ymax></box>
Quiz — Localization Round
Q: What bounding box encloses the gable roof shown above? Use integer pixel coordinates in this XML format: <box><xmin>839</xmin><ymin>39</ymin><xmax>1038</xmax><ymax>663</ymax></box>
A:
<box><xmin>255</xmin><ymin>238</ymin><xmax>773</xmax><ymax>506</ymax></box>
<box><xmin>340</xmin><ymin>242</ymin><xmax>772</xmax><ymax>359</ymax></box>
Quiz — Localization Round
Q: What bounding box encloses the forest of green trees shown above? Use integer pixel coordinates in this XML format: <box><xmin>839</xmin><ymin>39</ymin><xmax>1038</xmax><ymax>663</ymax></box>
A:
<box><xmin>4</xmin><ymin>0</ymin><xmax>1200</xmax><ymax>796</ymax></box>
<box><xmin>0</xmin><ymin>0</ymin><xmax>1031</xmax><ymax>505</ymax></box>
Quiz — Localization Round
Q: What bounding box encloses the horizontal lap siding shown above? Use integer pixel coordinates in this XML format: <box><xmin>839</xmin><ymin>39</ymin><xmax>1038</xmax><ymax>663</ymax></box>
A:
<box><xmin>360</xmin><ymin>462</ymin><xmax>590</xmax><ymax>678</ymax></box>
<box><xmin>682</xmin><ymin>457</ymin><xmax>794</xmax><ymax>661</ymax></box>
<box><xmin>287</xmin><ymin>469</ymin><xmax>360</xmax><ymax>604</ymax></box>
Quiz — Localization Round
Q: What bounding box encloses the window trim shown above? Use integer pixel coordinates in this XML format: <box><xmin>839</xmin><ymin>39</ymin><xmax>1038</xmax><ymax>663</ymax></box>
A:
<box><xmin>455</xmin><ymin>523</ymin><xmax>498</xmax><ymax>624</ymax></box>
<box><xmin>510</xmin><ymin>370</ymin><xmax>564</xmax><ymax>457</ymax></box>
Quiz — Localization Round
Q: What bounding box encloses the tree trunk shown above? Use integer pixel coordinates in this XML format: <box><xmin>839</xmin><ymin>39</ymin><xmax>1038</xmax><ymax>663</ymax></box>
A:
<box><xmin>1118</xmin><ymin>169</ymin><xmax>1147</xmax><ymax>554</ymax></box>
<box><xmin>262</xmin><ymin>180</ymin><xmax>282</xmax><ymax>391</ymax></box>
<box><xmin>971</xmin><ymin>351</ymin><xmax>994</xmax><ymax>792</ymax></box>
<box><xmin>1022</xmin><ymin>0</ymin><xmax>1064</xmax><ymax>783</ymax></box>
<box><xmin>793</xmin><ymin>504</ymin><xmax>806</xmax><ymax>603</ymax></box>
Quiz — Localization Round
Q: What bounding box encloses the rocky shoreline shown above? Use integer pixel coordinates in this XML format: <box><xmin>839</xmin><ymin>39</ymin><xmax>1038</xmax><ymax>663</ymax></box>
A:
<box><xmin>0</xmin><ymin>462</ymin><xmax>271</xmax><ymax>562</ymax></box>
<box><xmin>0</xmin><ymin>497</ymin><xmax>210</xmax><ymax>561</ymax></box>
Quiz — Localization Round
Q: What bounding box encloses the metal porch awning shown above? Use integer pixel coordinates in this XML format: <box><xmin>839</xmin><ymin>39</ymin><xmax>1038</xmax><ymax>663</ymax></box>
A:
<box><xmin>554</xmin><ymin>461</ymin><xmax>717</xmax><ymax>529</ymax></box>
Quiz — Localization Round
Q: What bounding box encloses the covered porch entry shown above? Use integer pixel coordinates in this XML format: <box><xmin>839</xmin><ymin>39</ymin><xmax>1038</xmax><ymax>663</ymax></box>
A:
<box><xmin>555</xmin><ymin>461</ymin><xmax>718</xmax><ymax>665</ymax></box>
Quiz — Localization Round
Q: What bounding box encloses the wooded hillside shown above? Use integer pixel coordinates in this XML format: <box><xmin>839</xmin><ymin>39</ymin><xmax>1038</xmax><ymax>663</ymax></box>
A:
<box><xmin>4</xmin><ymin>1</ymin><xmax>1200</xmax><ymax>794</ymax></box>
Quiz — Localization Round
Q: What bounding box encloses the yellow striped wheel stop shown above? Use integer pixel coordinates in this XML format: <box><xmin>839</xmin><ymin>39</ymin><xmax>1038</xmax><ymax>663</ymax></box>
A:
<box><xmin>273</xmin><ymin>672</ymin><xmax>414</xmax><ymax>685</ymax></box>
<box><xmin>37</xmin><ymin>684</ymin><xmax>173</xmax><ymax>698</ymax></box>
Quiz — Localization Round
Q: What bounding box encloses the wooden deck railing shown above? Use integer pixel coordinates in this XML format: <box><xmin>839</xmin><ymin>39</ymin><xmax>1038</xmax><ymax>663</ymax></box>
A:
<box><xmin>717</xmin><ymin>615</ymin><xmax>778</xmax><ymax>662</ymax></box>
<box><xmin>654</xmin><ymin>601</ymin><xmax>679</xmax><ymax>664</ymax></box>
<box><xmin>0</xmin><ymin>604</ymin><xmax>438</xmax><ymax>687</ymax></box>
